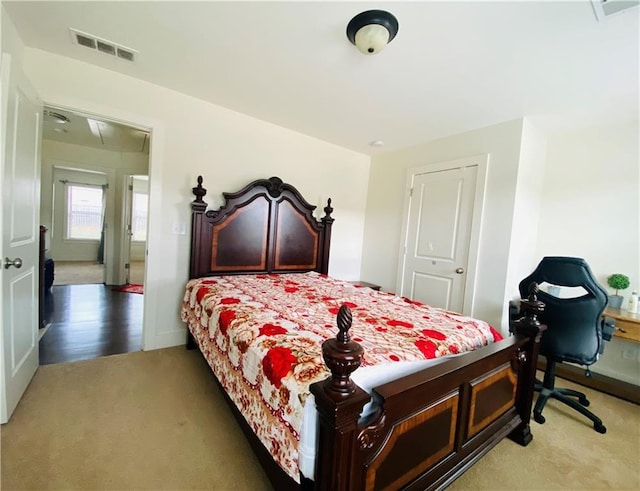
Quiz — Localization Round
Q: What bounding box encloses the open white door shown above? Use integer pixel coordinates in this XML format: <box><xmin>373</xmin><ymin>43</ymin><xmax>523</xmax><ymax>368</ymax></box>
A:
<box><xmin>1</xmin><ymin>54</ymin><xmax>43</xmax><ymax>423</ymax></box>
<box><xmin>121</xmin><ymin>174</ymin><xmax>149</xmax><ymax>285</ymax></box>
<box><xmin>123</xmin><ymin>175</ymin><xmax>134</xmax><ymax>285</ymax></box>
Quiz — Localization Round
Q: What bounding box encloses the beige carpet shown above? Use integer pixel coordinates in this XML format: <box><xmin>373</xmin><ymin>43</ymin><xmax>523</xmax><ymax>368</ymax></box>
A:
<box><xmin>451</xmin><ymin>380</ymin><xmax>640</xmax><ymax>490</ymax></box>
<box><xmin>1</xmin><ymin>348</ymin><xmax>272</xmax><ymax>491</ymax></box>
<box><xmin>54</xmin><ymin>261</ymin><xmax>145</xmax><ymax>285</ymax></box>
<box><xmin>1</xmin><ymin>348</ymin><xmax>639</xmax><ymax>490</ymax></box>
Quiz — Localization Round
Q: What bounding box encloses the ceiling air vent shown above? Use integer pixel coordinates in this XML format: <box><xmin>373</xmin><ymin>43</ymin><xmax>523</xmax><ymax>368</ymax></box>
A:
<box><xmin>117</xmin><ymin>48</ymin><xmax>135</xmax><ymax>62</ymax></box>
<box><xmin>591</xmin><ymin>0</ymin><xmax>640</xmax><ymax>21</ymax></box>
<box><xmin>69</xmin><ymin>28</ymin><xmax>137</xmax><ymax>62</ymax></box>
<box><xmin>75</xmin><ymin>33</ymin><xmax>96</xmax><ymax>49</ymax></box>
<box><xmin>96</xmin><ymin>40</ymin><xmax>116</xmax><ymax>56</ymax></box>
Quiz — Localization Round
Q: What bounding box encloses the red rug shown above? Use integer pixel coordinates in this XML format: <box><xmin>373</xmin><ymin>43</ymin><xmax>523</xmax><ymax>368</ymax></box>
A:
<box><xmin>113</xmin><ymin>283</ymin><xmax>144</xmax><ymax>294</ymax></box>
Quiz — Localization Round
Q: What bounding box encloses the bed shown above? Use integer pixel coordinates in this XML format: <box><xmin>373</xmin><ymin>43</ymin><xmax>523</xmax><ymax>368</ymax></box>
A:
<box><xmin>181</xmin><ymin>175</ymin><xmax>545</xmax><ymax>490</ymax></box>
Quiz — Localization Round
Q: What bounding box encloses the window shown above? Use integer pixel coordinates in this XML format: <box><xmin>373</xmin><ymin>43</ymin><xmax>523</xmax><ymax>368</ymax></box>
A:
<box><xmin>131</xmin><ymin>191</ymin><xmax>148</xmax><ymax>241</ymax></box>
<box><xmin>65</xmin><ymin>184</ymin><xmax>104</xmax><ymax>240</ymax></box>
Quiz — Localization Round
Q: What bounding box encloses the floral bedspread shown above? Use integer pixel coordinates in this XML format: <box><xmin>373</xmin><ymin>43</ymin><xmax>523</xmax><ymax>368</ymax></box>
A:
<box><xmin>180</xmin><ymin>272</ymin><xmax>502</xmax><ymax>483</ymax></box>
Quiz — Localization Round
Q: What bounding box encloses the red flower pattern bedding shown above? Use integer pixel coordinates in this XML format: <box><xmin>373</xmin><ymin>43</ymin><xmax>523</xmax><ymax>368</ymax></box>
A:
<box><xmin>181</xmin><ymin>272</ymin><xmax>502</xmax><ymax>483</ymax></box>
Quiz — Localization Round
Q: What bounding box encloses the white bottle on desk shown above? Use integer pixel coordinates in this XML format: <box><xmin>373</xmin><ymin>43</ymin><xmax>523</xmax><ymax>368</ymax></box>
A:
<box><xmin>628</xmin><ymin>291</ymin><xmax>639</xmax><ymax>314</ymax></box>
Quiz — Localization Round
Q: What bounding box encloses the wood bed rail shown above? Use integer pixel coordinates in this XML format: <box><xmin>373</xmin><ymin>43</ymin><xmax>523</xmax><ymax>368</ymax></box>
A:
<box><xmin>310</xmin><ymin>284</ymin><xmax>546</xmax><ymax>491</ymax></box>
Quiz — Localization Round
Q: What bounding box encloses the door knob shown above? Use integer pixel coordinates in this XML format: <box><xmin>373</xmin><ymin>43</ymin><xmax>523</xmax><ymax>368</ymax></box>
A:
<box><xmin>455</xmin><ymin>267</ymin><xmax>464</xmax><ymax>274</ymax></box>
<box><xmin>4</xmin><ymin>257</ymin><xmax>23</xmax><ymax>269</ymax></box>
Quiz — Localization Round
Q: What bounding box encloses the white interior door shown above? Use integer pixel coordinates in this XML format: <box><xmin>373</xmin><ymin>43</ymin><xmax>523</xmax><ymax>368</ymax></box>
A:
<box><xmin>1</xmin><ymin>54</ymin><xmax>43</xmax><ymax>423</ymax></box>
<box><xmin>123</xmin><ymin>175</ymin><xmax>134</xmax><ymax>284</ymax></box>
<box><xmin>399</xmin><ymin>166</ymin><xmax>478</xmax><ymax>313</ymax></box>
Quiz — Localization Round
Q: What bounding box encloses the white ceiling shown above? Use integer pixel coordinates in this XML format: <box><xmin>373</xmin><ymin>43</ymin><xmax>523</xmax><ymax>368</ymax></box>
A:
<box><xmin>5</xmin><ymin>1</ymin><xmax>639</xmax><ymax>155</ymax></box>
<box><xmin>43</xmin><ymin>107</ymin><xmax>150</xmax><ymax>153</ymax></box>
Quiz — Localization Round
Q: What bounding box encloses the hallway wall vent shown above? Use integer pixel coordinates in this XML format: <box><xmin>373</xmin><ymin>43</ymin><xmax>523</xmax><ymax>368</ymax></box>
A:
<box><xmin>69</xmin><ymin>28</ymin><xmax>138</xmax><ymax>62</ymax></box>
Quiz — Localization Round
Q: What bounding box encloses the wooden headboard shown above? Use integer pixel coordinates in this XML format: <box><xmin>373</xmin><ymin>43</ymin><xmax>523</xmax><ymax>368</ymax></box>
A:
<box><xmin>189</xmin><ymin>176</ymin><xmax>334</xmax><ymax>279</ymax></box>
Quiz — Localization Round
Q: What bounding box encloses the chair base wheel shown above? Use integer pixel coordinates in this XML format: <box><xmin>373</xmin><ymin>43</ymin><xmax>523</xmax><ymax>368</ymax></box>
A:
<box><xmin>594</xmin><ymin>423</ymin><xmax>607</xmax><ymax>434</ymax></box>
<box><xmin>534</xmin><ymin>413</ymin><xmax>546</xmax><ymax>424</ymax></box>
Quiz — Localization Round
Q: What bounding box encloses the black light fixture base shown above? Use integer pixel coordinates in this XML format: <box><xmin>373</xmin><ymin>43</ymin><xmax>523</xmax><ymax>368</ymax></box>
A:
<box><xmin>346</xmin><ymin>10</ymin><xmax>399</xmax><ymax>46</ymax></box>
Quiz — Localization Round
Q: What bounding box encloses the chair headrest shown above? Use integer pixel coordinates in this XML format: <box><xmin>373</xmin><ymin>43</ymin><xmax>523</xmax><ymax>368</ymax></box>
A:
<box><xmin>518</xmin><ymin>256</ymin><xmax>607</xmax><ymax>305</ymax></box>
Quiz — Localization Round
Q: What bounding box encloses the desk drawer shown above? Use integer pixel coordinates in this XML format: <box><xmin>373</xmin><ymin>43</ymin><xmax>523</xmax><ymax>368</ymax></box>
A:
<box><xmin>612</xmin><ymin>318</ymin><xmax>640</xmax><ymax>343</ymax></box>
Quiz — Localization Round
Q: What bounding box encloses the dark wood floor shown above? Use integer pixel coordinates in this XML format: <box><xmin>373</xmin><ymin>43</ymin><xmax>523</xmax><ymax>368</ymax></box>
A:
<box><xmin>40</xmin><ymin>284</ymin><xmax>143</xmax><ymax>365</ymax></box>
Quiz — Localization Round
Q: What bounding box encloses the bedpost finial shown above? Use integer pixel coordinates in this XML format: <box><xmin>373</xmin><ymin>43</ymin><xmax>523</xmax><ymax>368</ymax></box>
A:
<box><xmin>192</xmin><ymin>175</ymin><xmax>208</xmax><ymax>211</ymax></box>
<box><xmin>512</xmin><ymin>282</ymin><xmax>547</xmax><ymax>340</ymax></box>
<box><xmin>323</xmin><ymin>198</ymin><xmax>334</xmax><ymax>220</ymax></box>
<box><xmin>336</xmin><ymin>304</ymin><xmax>353</xmax><ymax>343</ymax></box>
<box><xmin>320</xmin><ymin>304</ymin><xmax>364</xmax><ymax>397</ymax></box>
<box><xmin>524</xmin><ymin>282</ymin><xmax>544</xmax><ymax>312</ymax></box>
<box><xmin>528</xmin><ymin>282</ymin><xmax>539</xmax><ymax>301</ymax></box>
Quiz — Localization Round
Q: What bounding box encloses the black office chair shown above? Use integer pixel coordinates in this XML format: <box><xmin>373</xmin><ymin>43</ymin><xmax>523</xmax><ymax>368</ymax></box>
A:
<box><xmin>518</xmin><ymin>256</ymin><xmax>608</xmax><ymax>434</ymax></box>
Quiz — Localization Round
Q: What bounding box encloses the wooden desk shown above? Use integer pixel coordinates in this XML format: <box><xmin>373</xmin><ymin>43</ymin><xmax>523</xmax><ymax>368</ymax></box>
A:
<box><xmin>604</xmin><ymin>307</ymin><xmax>640</xmax><ymax>343</ymax></box>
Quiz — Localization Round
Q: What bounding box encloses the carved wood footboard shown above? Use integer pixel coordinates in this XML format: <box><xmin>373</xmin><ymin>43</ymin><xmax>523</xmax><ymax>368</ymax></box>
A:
<box><xmin>310</xmin><ymin>287</ymin><xmax>545</xmax><ymax>490</ymax></box>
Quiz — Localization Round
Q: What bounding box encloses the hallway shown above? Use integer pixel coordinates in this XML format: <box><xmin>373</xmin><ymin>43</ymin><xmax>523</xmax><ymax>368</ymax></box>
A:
<box><xmin>39</xmin><ymin>284</ymin><xmax>143</xmax><ymax>365</ymax></box>
<box><xmin>52</xmin><ymin>261</ymin><xmax>145</xmax><ymax>286</ymax></box>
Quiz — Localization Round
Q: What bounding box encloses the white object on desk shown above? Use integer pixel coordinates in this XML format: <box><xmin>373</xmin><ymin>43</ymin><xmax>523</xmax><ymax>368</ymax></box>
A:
<box><xmin>628</xmin><ymin>291</ymin><xmax>638</xmax><ymax>314</ymax></box>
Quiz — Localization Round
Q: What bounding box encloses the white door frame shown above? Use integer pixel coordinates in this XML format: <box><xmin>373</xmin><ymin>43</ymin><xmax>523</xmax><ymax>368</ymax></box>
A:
<box><xmin>396</xmin><ymin>154</ymin><xmax>489</xmax><ymax>317</ymax></box>
<box><xmin>36</xmin><ymin>98</ymin><xmax>164</xmax><ymax>351</ymax></box>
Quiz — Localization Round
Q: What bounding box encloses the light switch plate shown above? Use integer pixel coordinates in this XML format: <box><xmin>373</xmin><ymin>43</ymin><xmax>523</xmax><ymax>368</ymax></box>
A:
<box><xmin>172</xmin><ymin>222</ymin><xmax>186</xmax><ymax>235</ymax></box>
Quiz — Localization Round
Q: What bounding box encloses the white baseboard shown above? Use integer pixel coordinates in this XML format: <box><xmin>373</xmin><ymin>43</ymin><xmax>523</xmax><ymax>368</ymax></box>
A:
<box><xmin>144</xmin><ymin>328</ymin><xmax>187</xmax><ymax>351</ymax></box>
<box><xmin>38</xmin><ymin>323</ymin><xmax>52</xmax><ymax>341</ymax></box>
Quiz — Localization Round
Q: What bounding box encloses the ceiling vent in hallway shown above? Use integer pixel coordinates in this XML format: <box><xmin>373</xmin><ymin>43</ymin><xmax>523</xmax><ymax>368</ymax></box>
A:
<box><xmin>591</xmin><ymin>0</ymin><xmax>640</xmax><ymax>21</ymax></box>
<box><xmin>69</xmin><ymin>28</ymin><xmax>137</xmax><ymax>62</ymax></box>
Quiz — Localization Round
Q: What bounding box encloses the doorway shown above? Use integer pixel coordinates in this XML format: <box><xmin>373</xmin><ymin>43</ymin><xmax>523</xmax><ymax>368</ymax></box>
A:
<box><xmin>39</xmin><ymin>106</ymin><xmax>150</xmax><ymax>365</ymax></box>
<box><xmin>397</xmin><ymin>155</ymin><xmax>488</xmax><ymax>316</ymax></box>
<box><xmin>122</xmin><ymin>175</ymin><xmax>149</xmax><ymax>287</ymax></box>
<box><xmin>48</xmin><ymin>165</ymin><xmax>108</xmax><ymax>286</ymax></box>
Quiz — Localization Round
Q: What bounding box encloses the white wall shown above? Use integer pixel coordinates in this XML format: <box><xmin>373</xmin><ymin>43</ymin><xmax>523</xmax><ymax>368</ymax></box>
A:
<box><xmin>536</xmin><ymin>122</ymin><xmax>640</xmax><ymax>295</ymax></box>
<box><xmin>361</xmin><ymin>119</ymin><xmax>526</xmax><ymax>331</ymax></box>
<box><xmin>535</xmin><ymin>122</ymin><xmax>640</xmax><ymax>384</ymax></box>
<box><xmin>0</xmin><ymin>5</ymin><xmax>23</xmax><ymax>63</ymax></box>
<box><xmin>502</xmin><ymin>120</ymin><xmax>547</xmax><ymax>319</ymax></box>
<box><xmin>22</xmin><ymin>48</ymin><xmax>370</xmax><ymax>350</ymax></box>
<box><xmin>41</xmin><ymin>139</ymin><xmax>149</xmax><ymax>284</ymax></box>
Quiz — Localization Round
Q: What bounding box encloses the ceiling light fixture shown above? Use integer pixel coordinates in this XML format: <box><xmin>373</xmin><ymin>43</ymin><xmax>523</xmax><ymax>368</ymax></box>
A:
<box><xmin>44</xmin><ymin>110</ymin><xmax>70</xmax><ymax>124</ymax></box>
<box><xmin>346</xmin><ymin>10</ymin><xmax>399</xmax><ymax>55</ymax></box>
